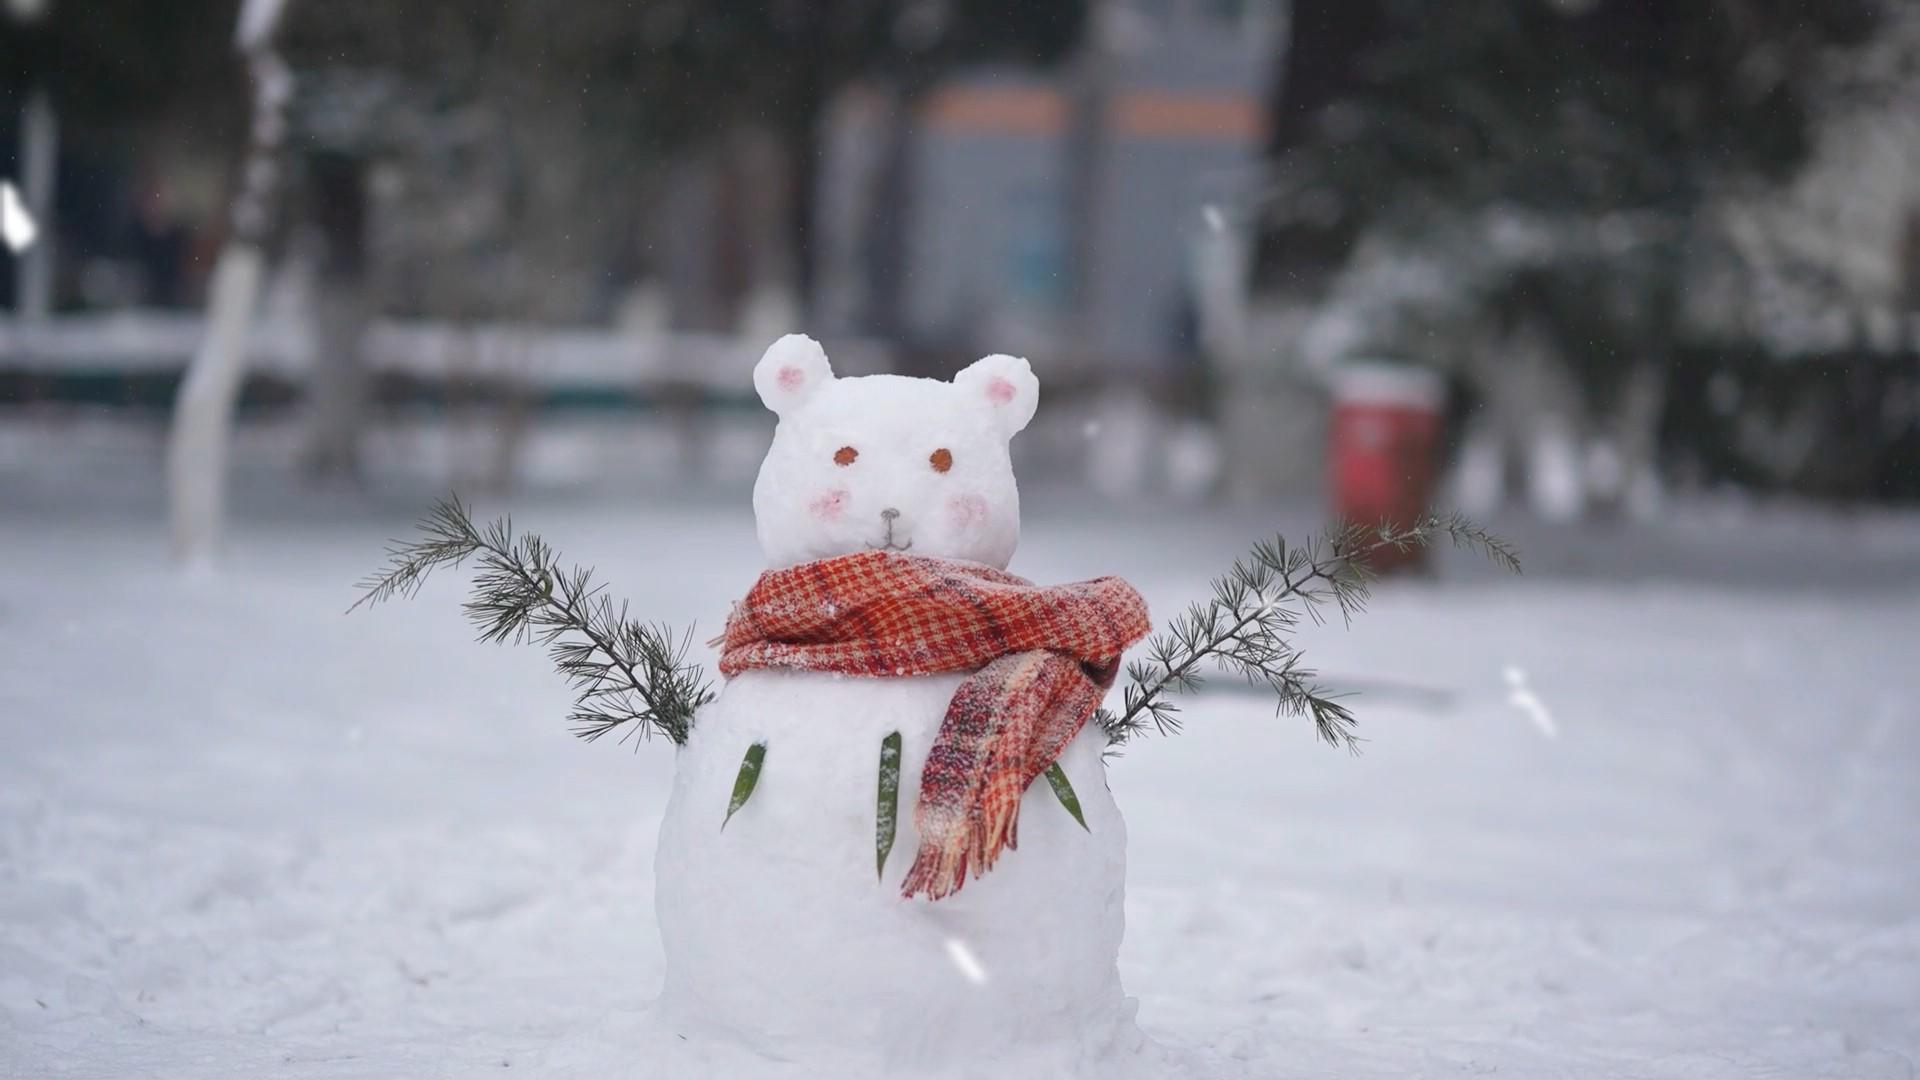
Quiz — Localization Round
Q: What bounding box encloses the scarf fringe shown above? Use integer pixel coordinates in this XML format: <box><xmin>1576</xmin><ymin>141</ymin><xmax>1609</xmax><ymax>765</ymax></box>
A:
<box><xmin>900</xmin><ymin>795</ymin><xmax>1023</xmax><ymax>901</ymax></box>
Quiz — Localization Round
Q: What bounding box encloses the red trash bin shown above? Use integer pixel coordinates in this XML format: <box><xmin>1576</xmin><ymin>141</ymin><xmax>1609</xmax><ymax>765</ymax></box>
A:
<box><xmin>1328</xmin><ymin>362</ymin><xmax>1445</xmax><ymax>574</ymax></box>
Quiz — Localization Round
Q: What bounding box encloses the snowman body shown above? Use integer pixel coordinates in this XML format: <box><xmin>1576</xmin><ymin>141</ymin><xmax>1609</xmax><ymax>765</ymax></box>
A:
<box><xmin>650</xmin><ymin>337</ymin><xmax>1137</xmax><ymax>1068</ymax></box>
<box><xmin>655</xmin><ymin>671</ymin><xmax>1128</xmax><ymax>1062</ymax></box>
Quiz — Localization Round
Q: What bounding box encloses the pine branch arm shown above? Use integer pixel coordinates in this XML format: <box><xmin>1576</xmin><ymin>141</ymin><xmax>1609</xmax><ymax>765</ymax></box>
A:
<box><xmin>351</xmin><ymin>495</ymin><xmax>712</xmax><ymax>747</ymax></box>
<box><xmin>1100</xmin><ymin>512</ymin><xmax>1518</xmax><ymax>750</ymax></box>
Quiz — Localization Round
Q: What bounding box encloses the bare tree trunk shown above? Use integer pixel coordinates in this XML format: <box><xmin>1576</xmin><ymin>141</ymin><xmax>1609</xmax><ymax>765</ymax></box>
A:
<box><xmin>866</xmin><ymin>81</ymin><xmax>919</xmax><ymax>350</ymax></box>
<box><xmin>300</xmin><ymin>151</ymin><xmax>372</xmax><ymax>483</ymax></box>
<box><xmin>167</xmin><ymin>247</ymin><xmax>266</xmax><ymax>560</ymax></box>
<box><xmin>484</xmin><ymin>335</ymin><xmax>533</xmax><ymax>496</ymax></box>
<box><xmin>302</xmin><ymin>275</ymin><xmax>371</xmax><ymax>480</ymax></box>
<box><xmin>1062</xmin><ymin>0</ymin><xmax>1114</xmax><ymax>369</ymax></box>
<box><xmin>166</xmin><ymin>0</ymin><xmax>294</xmax><ymax>564</ymax></box>
<box><xmin>1590</xmin><ymin>359</ymin><xmax>1666</xmax><ymax>520</ymax></box>
<box><xmin>735</xmin><ymin>127</ymin><xmax>801</xmax><ymax>344</ymax></box>
<box><xmin>15</xmin><ymin>89</ymin><xmax>56</xmax><ymax>323</ymax></box>
<box><xmin>1463</xmin><ymin>316</ymin><xmax>1588</xmax><ymax>521</ymax></box>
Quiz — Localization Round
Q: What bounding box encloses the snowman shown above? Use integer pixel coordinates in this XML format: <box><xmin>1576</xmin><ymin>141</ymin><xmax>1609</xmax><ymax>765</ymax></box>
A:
<box><xmin>652</xmin><ymin>334</ymin><xmax>1154</xmax><ymax>1072</ymax></box>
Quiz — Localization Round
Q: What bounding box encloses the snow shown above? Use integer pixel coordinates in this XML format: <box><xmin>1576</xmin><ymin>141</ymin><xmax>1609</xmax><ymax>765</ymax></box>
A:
<box><xmin>1500</xmin><ymin>665</ymin><xmax>1558</xmax><ymax>739</ymax></box>
<box><xmin>657</xmin><ymin>347</ymin><xmax>1136</xmax><ymax>1072</ymax></box>
<box><xmin>1331</xmin><ymin>364</ymin><xmax>1444</xmax><ymax>411</ymax></box>
<box><xmin>4</xmin><ymin>478</ymin><xmax>1920</xmax><ymax>1078</ymax></box>
<box><xmin>749</xmin><ymin>337</ymin><xmax>1032</xmax><ymax>570</ymax></box>
<box><xmin>656</xmin><ymin>670</ymin><xmax>1135</xmax><ymax>1075</ymax></box>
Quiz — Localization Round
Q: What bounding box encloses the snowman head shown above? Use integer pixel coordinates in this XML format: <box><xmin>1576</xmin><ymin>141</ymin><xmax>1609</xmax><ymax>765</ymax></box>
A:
<box><xmin>750</xmin><ymin>334</ymin><xmax>1038</xmax><ymax>570</ymax></box>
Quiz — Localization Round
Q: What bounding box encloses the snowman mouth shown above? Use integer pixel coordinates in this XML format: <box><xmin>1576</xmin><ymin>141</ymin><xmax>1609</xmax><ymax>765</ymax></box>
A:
<box><xmin>865</xmin><ymin>537</ymin><xmax>914</xmax><ymax>552</ymax></box>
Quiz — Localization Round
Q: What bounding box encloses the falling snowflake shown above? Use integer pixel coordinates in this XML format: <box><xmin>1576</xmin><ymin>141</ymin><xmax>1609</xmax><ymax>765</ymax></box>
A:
<box><xmin>944</xmin><ymin>937</ymin><xmax>989</xmax><ymax>986</ymax></box>
<box><xmin>1</xmin><ymin>181</ymin><xmax>37</xmax><ymax>255</ymax></box>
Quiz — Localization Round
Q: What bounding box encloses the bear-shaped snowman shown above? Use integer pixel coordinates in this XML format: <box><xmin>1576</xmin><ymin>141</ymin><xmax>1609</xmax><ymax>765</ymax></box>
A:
<box><xmin>653</xmin><ymin>335</ymin><xmax>1151</xmax><ymax>1073</ymax></box>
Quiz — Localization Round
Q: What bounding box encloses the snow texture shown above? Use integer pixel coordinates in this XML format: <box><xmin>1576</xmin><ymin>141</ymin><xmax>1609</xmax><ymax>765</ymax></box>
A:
<box><xmin>749</xmin><ymin>335</ymin><xmax>1033</xmax><ymax>570</ymax></box>
<box><xmin>657</xmin><ymin>672</ymin><xmax>1137</xmax><ymax>1075</ymax></box>
<box><xmin>656</xmin><ymin>338</ymin><xmax>1140</xmax><ymax>1072</ymax></box>
<box><xmin>3</xmin><ymin>466</ymin><xmax>1920</xmax><ymax>1077</ymax></box>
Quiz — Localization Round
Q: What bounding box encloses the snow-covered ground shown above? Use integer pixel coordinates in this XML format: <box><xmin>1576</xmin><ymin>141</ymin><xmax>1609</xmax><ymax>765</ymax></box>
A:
<box><xmin>4</xmin><ymin>471</ymin><xmax>1918</xmax><ymax>1078</ymax></box>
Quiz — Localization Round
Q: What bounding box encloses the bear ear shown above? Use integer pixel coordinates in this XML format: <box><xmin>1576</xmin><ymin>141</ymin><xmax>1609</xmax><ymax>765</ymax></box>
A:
<box><xmin>753</xmin><ymin>334</ymin><xmax>835</xmax><ymax>418</ymax></box>
<box><xmin>954</xmin><ymin>353</ymin><xmax>1039</xmax><ymax>438</ymax></box>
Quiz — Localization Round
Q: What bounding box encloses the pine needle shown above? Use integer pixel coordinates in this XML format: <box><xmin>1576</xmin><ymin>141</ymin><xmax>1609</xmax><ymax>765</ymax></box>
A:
<box><xmin>350</xmin><ymin>494</ymin><xmax>713</xmax><ymax>747</ymax></box>
<box><xmin>1095</xmin><ymin>511</ymin><xmax>1519</xmax><ymax>752</ymax></box>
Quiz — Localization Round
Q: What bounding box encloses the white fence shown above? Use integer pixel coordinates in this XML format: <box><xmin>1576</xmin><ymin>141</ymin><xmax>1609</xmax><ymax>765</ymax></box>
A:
<box><xmin>0</xmin><ymin>311</ymin><xmax>893</xmax><ymax>394</ymax></box>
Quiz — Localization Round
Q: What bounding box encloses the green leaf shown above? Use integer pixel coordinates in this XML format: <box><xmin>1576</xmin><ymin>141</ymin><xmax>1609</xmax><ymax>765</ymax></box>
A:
<box><xmin>722</xmin><ymin>742</ymin><xmax>767</xmax><ymax>830</ymax></box>
<box><xmin>875</xmin><ymin>731</ymin><xmax>902</xmax><ymax>880</ymax></box>
<box><xmin>1044</xmin><ymin>761</ymin><xmax>1089</xmax><ymax>831</ymax></box>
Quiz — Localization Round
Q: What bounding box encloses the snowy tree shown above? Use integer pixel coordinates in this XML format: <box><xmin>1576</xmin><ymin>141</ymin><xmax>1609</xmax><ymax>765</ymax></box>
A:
<box><xmin>259</xmin><ymin>0</ymin><xmax>1088</xmax><ymax>485</ymax></box>
<box><xmin>165</xmin><ymin>0</ymin><xmax>296</xmax><ymax>564</ymax></box>
<box><xmin>1261</xmin><ymin>0</ymin><xmax>1884</xmax><ymax>513</ymax></box>
<box><xmin>281</xmin><ymin>0</ymin><xmax>1086</xmax><ymax>317</ymax></box>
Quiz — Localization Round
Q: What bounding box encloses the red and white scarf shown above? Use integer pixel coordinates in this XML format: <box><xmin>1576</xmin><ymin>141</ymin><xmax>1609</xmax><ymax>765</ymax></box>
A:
<box><xmin>719</xmin><ymin>551</ymin><xmax>1150</xmax><ymax>900</ymax></box>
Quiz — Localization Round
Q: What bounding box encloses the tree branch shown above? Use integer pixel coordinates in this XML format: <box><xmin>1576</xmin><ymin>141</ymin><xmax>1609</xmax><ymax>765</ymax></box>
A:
<box><xmin>350</xmin><ymin>494</ymin><xmax>712</xmax><ymax>746</ymax></box>
<box><xmin>1096</xmin><ymin>511</ymin><xmax>1519</xmax><ymax>751</ymax></box>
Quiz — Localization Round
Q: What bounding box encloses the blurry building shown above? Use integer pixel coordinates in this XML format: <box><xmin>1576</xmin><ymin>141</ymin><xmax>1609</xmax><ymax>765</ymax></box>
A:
<box><xmin>814</xmin><ymin>0</ymin><xmax>1282</xmax><ymax>378</ymax></box>
<box><xmin>1242</xmin><ymin>0</ymin><xmax>1920</xmax><ymax>509</ymax></box>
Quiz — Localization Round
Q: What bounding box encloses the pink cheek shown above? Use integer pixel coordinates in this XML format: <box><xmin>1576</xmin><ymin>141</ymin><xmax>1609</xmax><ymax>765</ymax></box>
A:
<box><xmin>948</xmin><ymin>494</ymin><xmax>990</xmax><ymax>531</ymax></box>
<box><xmin>808</xmin><ymin>489</ymin><xmax>849</xmax><ymax>521</ymax></box>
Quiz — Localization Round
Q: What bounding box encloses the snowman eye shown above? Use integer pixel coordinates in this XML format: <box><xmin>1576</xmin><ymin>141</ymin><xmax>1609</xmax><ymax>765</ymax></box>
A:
<box><xmin>833</xmin><ymin>446</ymin><xmax>859</xmax><ymax>466</ymax></box>
<box><xmin>929</xmin><ymin>448</ymin><xmax>953</xmax><ymax>473</ymax></box>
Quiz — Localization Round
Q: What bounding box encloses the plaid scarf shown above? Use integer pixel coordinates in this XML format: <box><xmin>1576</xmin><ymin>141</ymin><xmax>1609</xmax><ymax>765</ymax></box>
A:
<box><xmin>719</xmin><ymin>550</ymin><xmax>1150</xmax><ymax>900</ymax></box>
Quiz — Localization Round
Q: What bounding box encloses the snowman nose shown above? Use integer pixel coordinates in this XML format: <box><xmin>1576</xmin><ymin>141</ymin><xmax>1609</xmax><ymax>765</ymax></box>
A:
<box><xmin>880</xmin><ymin>508</ymin><xmax>901</xmax><ymax>524</ymax></box>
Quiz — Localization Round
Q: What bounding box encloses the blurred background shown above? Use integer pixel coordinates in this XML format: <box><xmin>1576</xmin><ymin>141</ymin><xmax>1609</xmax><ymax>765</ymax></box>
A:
<box><xmin>4</xmin><ymin>3</ymin><xmax>1920</xmax><ymax>1077</ymax></box>
<box><xmin>4</xmin><ymin>0</ymin><xmax>1915</xmax><ymax>525</ymax></box>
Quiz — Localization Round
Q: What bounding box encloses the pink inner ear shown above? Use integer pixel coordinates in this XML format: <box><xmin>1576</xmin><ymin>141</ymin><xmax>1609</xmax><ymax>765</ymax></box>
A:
<box><xmin>986</xmin><ymin>377</ymin><xmax>1016</xmax><ymax>405</ymax></box>
<box><xmin>777</xmin><ymin>365</ymin><xmax>806</xmax><ymax>392</ymax></box>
